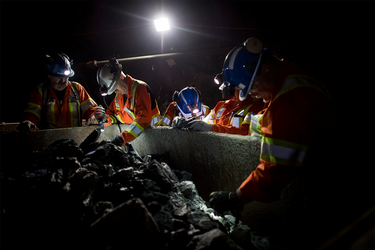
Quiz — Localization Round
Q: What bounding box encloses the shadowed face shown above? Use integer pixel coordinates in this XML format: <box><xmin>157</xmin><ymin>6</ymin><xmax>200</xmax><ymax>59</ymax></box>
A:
<box><xmin>48</xmin><ymin>75</ymin><xmax>69</xmax><ymax>91</ymax></box>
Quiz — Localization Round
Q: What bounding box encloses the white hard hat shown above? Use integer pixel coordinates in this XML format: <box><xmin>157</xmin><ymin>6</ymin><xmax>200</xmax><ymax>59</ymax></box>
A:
<box><xmin>96</xmin><ymin>59</ymin><xmax>122</xmax><ymax>95</ymax></box>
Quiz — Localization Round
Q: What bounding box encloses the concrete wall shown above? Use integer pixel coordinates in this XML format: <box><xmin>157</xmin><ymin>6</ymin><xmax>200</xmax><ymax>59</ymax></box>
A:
<box><xmin>0</xmin><ymin>124</ymin><xmax>307</xmax><ymax>234</ymax></box>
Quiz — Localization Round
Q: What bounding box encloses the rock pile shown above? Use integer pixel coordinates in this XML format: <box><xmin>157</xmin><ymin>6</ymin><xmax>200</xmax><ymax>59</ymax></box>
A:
<box><xmin>1</xmin><ymin>139</ymin><xmax>242</xmax><ymax>250</ymax></box>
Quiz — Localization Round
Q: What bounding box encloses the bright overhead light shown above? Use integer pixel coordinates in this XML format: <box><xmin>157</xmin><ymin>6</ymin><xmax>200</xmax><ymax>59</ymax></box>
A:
<box><xmin>154</xmin><ymin>18</ymin><xmax>170</xmax><ymax>32</ymax></box>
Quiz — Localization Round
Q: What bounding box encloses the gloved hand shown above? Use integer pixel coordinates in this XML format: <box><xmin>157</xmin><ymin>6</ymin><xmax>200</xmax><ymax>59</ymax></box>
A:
<box><xmin>94</xmin><ymin>105</ymin><xmax>107</xmax><ymax>123</ymax></box>
<box><xmin>172</xmin><ymin>117</ymin><xmax>196</xmax><ymax>129</ymax></box>
<box><xmin>186</xmin><ymin>119</ymin><xmax>213</xmax><ymax>131</ymax></box>
<box><xmin>209</xmin><ymin>191</ymin><xmax>243</xmax><ymax>214</ymax></box>
<box><xmin>110</xmin><ymin>135</ymin><xmax>124</xmax><ymax>147</ymax></box>
<box><xmin>17</xmin><ymin>120</ymin><xmax>39</xmax><ymax>133</ymax></box>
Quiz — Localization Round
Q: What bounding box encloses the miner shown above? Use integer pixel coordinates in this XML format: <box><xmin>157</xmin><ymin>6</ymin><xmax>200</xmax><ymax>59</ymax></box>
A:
<box><xmin>20</xmin><ymin>53</ymin><xmax>99</xmax><ymax>131</ymax></box>
<box><xmin>95</xmin><ymin>57</ymin><xmax>161</xmax><ymax>146</ymax></box>
<box><xmin>182</xmin><ymin>37</ymin><xmax>337</xmax><ymax>249</ymax></box>
<box><xmin>158</xmin><ymin>86</ymin><xmax>210</xmax><ymax>127</ymax></box>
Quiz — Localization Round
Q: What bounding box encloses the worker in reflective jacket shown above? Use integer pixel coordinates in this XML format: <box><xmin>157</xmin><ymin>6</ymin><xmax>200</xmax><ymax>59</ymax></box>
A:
<box><xmin>95</xmin><ymin>57</ymin><xmax>161</xmax><ymax>146</ymax></box>
<box><xmin>20</xmin><ymin>53</ymin><xmax>98</xmax><ymax>131</ymax></box>
<box><xmin>206</xmin><ymin>38</ymin><xmax>336</xmax><ymax>247</ymax></box>
<box><xmin>158</xmin><ymin>86</ymin><xmax>210</xmax><ymax>126</ymax></box>
<box><xmin>202</xmin><ymin>75</ymin><xmax>264</xmax><ymax>135</ymax></box>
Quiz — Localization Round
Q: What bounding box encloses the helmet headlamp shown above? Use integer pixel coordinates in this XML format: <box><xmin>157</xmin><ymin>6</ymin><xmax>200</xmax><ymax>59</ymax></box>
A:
<box><xmin>99</xmin><ymin>85</ymin><xmax>108</xmax><ymax>96</ymax></box>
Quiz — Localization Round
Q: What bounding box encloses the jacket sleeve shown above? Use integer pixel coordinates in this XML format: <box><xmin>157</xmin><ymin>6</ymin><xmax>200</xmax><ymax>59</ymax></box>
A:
<box><xmin>22</xmin><ymin>85</ymin><xmax>43</xmax><ymax>126</ymax></box>
<box><xmin>119</xmin><ymin>84</ymin><xmax>152</xmax><ymax>144</ymax></box>
<box><xmin>239</xmin><ymin>87</ymin><xmax>332</xmax><ymax>203</ymax></box>
<box><xmin>210</xmin><ymin>100</ymin><xmax>264</xmax><ymax>135</ymax></box>
<box><xmin>158</xmin><ymin>102</ymin><xmax>175</xmax><ymax>126</ymax></box>
<box><xmin>75</xmin><ymin>82</ymin><xmax>98</xmax><ymax>120</ymax></box>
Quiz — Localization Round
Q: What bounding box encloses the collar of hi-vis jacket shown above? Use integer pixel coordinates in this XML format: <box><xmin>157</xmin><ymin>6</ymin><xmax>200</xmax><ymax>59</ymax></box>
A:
<box><xmin>270</xmin><ymin>61</ymin><xmax>311</xmax><ymax>102</ymax></box>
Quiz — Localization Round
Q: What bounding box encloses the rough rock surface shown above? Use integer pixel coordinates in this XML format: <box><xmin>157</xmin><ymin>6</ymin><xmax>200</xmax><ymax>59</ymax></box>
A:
<box><xmin>1</xmin><ymin>139</ymin><xmax>241</xmax><ymax>250</ymax></box>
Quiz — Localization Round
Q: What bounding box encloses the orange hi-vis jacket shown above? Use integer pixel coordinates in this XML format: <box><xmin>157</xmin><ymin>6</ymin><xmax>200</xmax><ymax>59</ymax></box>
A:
<box><xmin>22</xmin><ymin>81</ymin><xmax>97</xmax><ymax>129</ymax></box>
<box><xmin>103</xmin><ymin>75</ymin><xmax>161</xmax><ymax>144</ymax></box>
<box><xmin>204</xmin><ymin>89</ymin><xmax>265</xmax><ymax>135</ymax></box>
<box><xmin>239</xmin><ymin>62</ymin><xmax>335</xmax><ymax>203</ymax></box>
<box><xmin>158</xmin><ymin>102</ymin><xmax>210</xmax><ymax>126</ymax></box>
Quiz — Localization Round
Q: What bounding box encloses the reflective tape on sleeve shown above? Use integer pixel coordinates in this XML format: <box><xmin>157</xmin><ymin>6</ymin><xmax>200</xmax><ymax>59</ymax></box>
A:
<box><xmin>125</xmin><ymin>122</ymin><xmax>144</xmax><ymax>138</ymax></box>
<box><xmin>261</xmin><ymin>137</ymin><xmax>308</xmax><ymax>166</ymax></box>
<box><xmin>81</xmin><ymin>98</ymin><xmax>97</xmax><ymax>114</ymax></box>
<box><xmin>160</xmin><ymin>116</ymin><xmax>171</xmax><ymax>126</ymax></box>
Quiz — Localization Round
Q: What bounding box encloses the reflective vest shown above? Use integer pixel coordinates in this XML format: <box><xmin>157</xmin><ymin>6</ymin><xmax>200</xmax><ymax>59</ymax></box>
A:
<box><xmin>158</xmin><ymin>102</ymin><xmax>210</xmax><ymax>126</ymax></box>
<box><xmin>240</xmin><ymin>69</ymin><xmax>334</xmax><ymax>203</ymax></box>
<box><xmin>22</xmin><ymin>82</ymin><xmax>97</xmax><ymax>129</ymax></box>
<box><xmin>109</xmin><ymin>80</ymin><xmax>161</xmax><ymax>126</ymax></box>
<box><xmin>104</xmin><ymin>75</ymin><xmax>161</xmax><ymax>144</ymax></box>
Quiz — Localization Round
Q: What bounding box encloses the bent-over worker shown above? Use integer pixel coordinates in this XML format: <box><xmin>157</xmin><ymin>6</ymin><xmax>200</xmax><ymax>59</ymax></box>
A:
<box><xmin>95</xmin><ymin>57</ymin><xmax>161</xmax><ymax>146</ymax></box>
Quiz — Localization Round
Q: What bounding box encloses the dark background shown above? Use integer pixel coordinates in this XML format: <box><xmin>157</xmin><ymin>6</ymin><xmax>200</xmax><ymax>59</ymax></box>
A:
<box><xmin>1</xmin><ymin>1</ymin><xmax>373</xmax><ymax>122</ymax></box>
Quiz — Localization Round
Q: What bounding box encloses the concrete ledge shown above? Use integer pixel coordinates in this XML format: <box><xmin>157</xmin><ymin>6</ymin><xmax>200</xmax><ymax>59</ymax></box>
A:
<box><xmin>0</xmin><ymin>124</ymin><xmax>307</xmax><ymax>234</ymax></box>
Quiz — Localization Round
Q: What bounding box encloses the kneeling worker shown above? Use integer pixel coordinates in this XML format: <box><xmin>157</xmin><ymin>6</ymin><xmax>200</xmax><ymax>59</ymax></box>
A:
<box><xmin>95</xmin><ymin>57</ymin><xmax>161</xmax><ymax>146</ymax></box>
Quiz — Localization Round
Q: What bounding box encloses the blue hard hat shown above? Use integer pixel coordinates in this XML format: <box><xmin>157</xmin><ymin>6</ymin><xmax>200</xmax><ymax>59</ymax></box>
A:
<box><xmin>45</xmin><ymin>53</ymin><xmax>74</xmax><ymax>77</ymax></box>
<box><xmin>176</xmin><ymin>87</ymin><xmax>202</xmax><ymax>117</ymax></box>
<box><xmin>222</xmin><ymin>37</ymin><xmax>263</xmax><ymax>101</ymax></box>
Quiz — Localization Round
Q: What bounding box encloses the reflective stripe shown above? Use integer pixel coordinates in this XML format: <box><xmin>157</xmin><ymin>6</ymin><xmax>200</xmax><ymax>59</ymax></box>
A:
<box><xmin>125</xmin><ymin>122</ymin><xmax>144</xmax><ymax>138</ymax></box>
<box><xmin>81</xmin><ymin>98</ymin><xmax>97</xmax><ymax>115</ymax></box>
<box><xmin>261</xmin><ymin>137</ymin><xmax>308</xmax><ymax>166</ymax></box>
<box><xmin>69</xmin><ymin>100</ymin><xmax>74</xmax><ymax>127</ymax></box>
<box><xmin>124</xmin><ymin>107</ymin><xmax>136</xmax><ymax>120</ymax></box>
<box><xmin>242</xmin><ymin>112</ymin><xmax>251</xmax><ymax>125</ymax></box>
<box><xmin>115</xmin><ymin>114</ymin><xmax>125</xmax><ymax>123</ymax></box>
<box><xmin>24</xmin><ymin>102</ymin><xmax>42</xmax><ymax>119</ymax></box>
<box><xmin>250</xmin><ymin>114</ymin><xmax>263</xmax><ymax>138</ymax></box>
<box><xmin>274</xmin><ymin>75</ymin><xmax>332</xmax><ymax>102</ymax></box>
<box><xmin>115</xmin><ymin>93</ymin><xmax>121</xmax><ymax>110</ymax></box>
<box><xmin>160</xmin><ymin>115</ymin><xmax>171</xmax><ymax>126</ymax></box>
<box><xmin>151</xmin><ymin>115</ymin><xmax>161</xmax><ymax>126</ymax></box>
<box><xmin>232</xmin><ymin>117</ymin><xmax>240</xmax><ymax>127</ymax></box>
<box><xmin>130</xmin><ymin>80</ymin><xmax>140</xmax><ymax>110</ymax></box>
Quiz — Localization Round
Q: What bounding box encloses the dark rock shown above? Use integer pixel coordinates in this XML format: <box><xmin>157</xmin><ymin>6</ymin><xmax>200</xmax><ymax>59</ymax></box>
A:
<box><xmin>63</xmin><ymin>168</ymin><xmax>99</xmax><ymax>207</ymax></box>
<box><xmin>82</xmin><ymin>162</ymin><xmax>114</xmax><ymax>179</ymax></box>
<box><xmin>92</xmin><ymin>201</ymin><xmax>114</xmax><ymax>222</ymax></box>
<box><xmin>90</xmin><ymin>198</ymin><xmax>162</xmax><ymax>250</ymax></box>
<box><xmin>143</xmin><ymin>160</ymin><xmax>179</xmax><ymax>192</ymax></box>
<box><xmin>187</xmin><ymin>211</ymin><xmax>220</xmax><ymax>232</ymax></box>
<box><xmin>82</xmin><ymin>143</ymin><xmax>131</xmax><ymax>172</ymax></box>
<box><xmin>186</xmin><ymin>228</ymin><xmax>239</xmax><ymax>250</ymax></box>
<box><xmin>173</xmin><ymin>169</ymin><xmax>193</xmax><ymax>182</ymax></box>
<box><xmin>154</xmin><ymin>210</ymin><xmax>174</xmax><ymax>232</ymax></box>
<box><xmin>147</xmin><ymin>201</ymin><xmax>163</xmax><ymax>215</ymax></box>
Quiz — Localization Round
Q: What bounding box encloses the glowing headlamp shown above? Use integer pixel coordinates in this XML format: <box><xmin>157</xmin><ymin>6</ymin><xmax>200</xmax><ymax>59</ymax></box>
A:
<box><xmin>214</xmin><ymin>73</ymin><xmax>223</xmax><ymax>85</ymax></box>
<box><xmin>64</xmin><ymin>70</ymin><xmax>70</xmax><ymax>75</ymax></box>
<box><xmin>99</xmin><ymin>85</ymin><xmax>108</xmax><ymax>96</ymax></box>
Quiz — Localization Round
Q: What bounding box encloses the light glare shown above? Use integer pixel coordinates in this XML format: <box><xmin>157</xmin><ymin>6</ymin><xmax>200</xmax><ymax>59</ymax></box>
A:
<box><xmin>154</xmin><ymin>18</ymin><xmax>170</xmax><ymax>32</ymax></box>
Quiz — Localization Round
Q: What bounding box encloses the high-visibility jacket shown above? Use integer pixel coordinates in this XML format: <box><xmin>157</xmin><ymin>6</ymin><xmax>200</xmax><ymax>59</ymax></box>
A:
<box><xmin>103</xmin><ymin>75</ymin><xmax>161</xmax><ymax>144</ymax></box>
<box><xmin>239</xmin><ymin>62</ymin><xmax>335</xmax><ymax>203</ymax></box>
<box><xmin>22</xmin><ymin>81</ymin><xmax>97</xmax><ymax>129</ymax></box>
<box><xmin>158</xmin><ymin>102</ymin><xmax>210</xmax><ymax>126</ymax></box>
<box><xmin>204</xmin><ymin>89</ymin><xmax>265</xmax><ymax>135</ymax></box>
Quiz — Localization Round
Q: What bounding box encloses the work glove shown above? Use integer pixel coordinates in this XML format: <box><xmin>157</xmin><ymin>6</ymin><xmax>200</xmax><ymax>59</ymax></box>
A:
<box><xmin>110</xmin><ymin>135</ymin><xmax>124</xmax><ymax>147</ymax></box>
<box><xmin>186</xmin><ymin>119</ymin><xmax>213</xmax><ymax>131</ymax></box>
<box><xmin>172</xmin><ymin>117</ymin><xmax>195</xmax><ymax>129</ymax></box>
<box><xmin>17</xmin><ymin>120</ymin><xmax>39</xmax><ymax>133</ymax></box>
<box><xmin>93</xmin><ymin>105</ymin><xmax>107</xmax><ymax>123</ymax></box>
<box><xmin>209</xmin><ymin>191</ymin><xmax>243</xmax><ymax>214</ymax></box>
